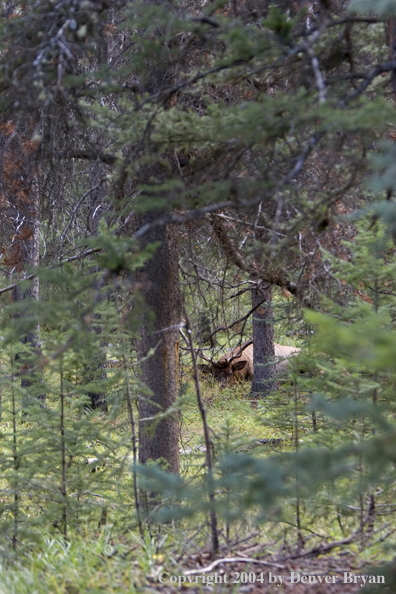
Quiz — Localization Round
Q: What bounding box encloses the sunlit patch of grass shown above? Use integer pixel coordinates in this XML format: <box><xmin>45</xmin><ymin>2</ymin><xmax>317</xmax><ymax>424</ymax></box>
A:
<box><xmin>0</xmin><ymin>355</ymin><xmax>395</xmax><ymax>584</ymax></box>
<box><xmin>180</xmin><ymin>376</ymin><xmax>302</xmax><ymax>468</ymax></box>
<box><xmin>0</xmin><ymin>531</ymin><xmax>164</xmax><ymax>594</ymax></box>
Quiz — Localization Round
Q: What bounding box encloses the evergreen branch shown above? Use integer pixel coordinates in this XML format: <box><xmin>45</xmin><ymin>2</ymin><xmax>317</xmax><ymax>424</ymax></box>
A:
<box><xmin>192</xmin><ymin>15</ymin><xmax>220</xmax><ymax>28</ymax></box>
<box><xmin>289</xmin><ymin>500</ymin><xmax>376</xmax><ymax>560</ymax></box>
<box><xmin>0</xmin><ymin>248</ymin><xmax>102</xmax><ymax>296</ymax></box>
<box><xmin>133</xmin><ymin>131</ymin><xmax>319</xmax><ymax>240</ymax></box>
<box><xmin>148</xmin><ymin>57</ymin><xmax>254</xmax><ymax>105</ymax></box>
<box><xmin>325</xmin><ymin>17</ymin><xmax>380</xmax><ymax>28</ymax></box>
<box><xmin>61</xmin><ymin>150</ymin><xmax>117</xmax><ymax>164</ymax></box>
<box><xmin>340</xmin><ymin>60</ymin><xmax>396</xmax><ymax>106</ymax></box>
<box><xmin>0</xmin><ymin>273</ymin><xmax>36</xmax><ymax>296</ymax></box>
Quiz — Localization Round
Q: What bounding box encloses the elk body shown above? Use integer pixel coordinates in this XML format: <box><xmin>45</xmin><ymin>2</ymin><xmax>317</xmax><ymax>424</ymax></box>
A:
<box><xmin>198</xmin><ymin>339</ymin><xmax>300</xmax><ymax>386</ymax></box>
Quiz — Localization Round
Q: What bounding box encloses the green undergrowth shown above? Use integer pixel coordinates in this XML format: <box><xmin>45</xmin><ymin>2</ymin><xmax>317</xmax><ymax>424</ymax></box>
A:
<box><xmin>1</xmin><ymin>356</ymin><xmax>396</xmax><ymax>591</ymax></box>
<box><xmin>0</xmin><ymin>531</ymin><xmax>159</xmax><ymax>594</ymax></box>
<box><xmin>180</xmin><ymin>378</ymin><xmax>299</xmax><ymax>465</ymax></box>
<box><xmin>0</xmin><ymin>443</ymin><xmax>394</xmax><ymax>592</ymax></box>
<box><xmin>0</xmin><ymin>512</ymin><xmax>393</xmax><ymax>594</ymax></box>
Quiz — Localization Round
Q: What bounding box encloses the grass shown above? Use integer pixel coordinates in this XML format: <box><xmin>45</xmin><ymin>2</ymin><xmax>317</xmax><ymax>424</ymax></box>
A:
<box><xmin>0</xmin><ymin>531</ymin><xmax>161</xmax><ymax>594</ymax></box>
<box><xmin>0</xmin><ymin>355</ymin><xmax>395</xmax><ymax>592</ymax></box>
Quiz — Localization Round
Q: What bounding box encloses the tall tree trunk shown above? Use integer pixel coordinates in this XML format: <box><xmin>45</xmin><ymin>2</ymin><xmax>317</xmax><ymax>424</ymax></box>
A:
<box><xmin>134</xmin><ymin>0</ymin><xmax>182</xmax><ymax>473</ymax></box>
<box><xmin>251</xmin><ymin>282</ymin><xmax>277</xmax><ymax>397</ymax></box>
<box><xmin>0</xmin><ymin>126</ymin><xmax>44</xmax><ymax>407</ymax></box>
<box><xmin>137</xmin><ymin>216</ymin><xmax>182</xmax><ymax>475</ymax></box>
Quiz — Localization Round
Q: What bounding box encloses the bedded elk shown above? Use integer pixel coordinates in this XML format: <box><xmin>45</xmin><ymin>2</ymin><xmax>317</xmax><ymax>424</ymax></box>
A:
<box><xmin>198</xmin><ymin>339</ymin><xmax>300</xmax><ymax>386</ymax></box>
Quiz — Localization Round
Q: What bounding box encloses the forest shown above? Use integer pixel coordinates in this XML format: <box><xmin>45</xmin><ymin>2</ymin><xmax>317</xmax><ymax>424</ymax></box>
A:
<box><xmin>1</xmin><ymin>0</ymin><xmax>396</xmax><ymax>592</ymax></box>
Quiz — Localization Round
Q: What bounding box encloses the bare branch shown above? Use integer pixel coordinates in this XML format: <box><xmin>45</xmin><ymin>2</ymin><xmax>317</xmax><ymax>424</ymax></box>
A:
<box><xmin>340</xmin><ymin>60</ymin><xmax>396</xmax><ymax>106</ymax></box>
<box><xmin>184</xmin><ymin>557</ymin><xmax>285</xmax><ymax>576</ymax></box>
<box><xmin>0</xmin><ymin>248</ymin><xmax>102</xmax><ymax>297</ymax></box>
<box><xmin>62</xmin><ymin>150</ymin><xmax>117</xmax><ymax>165</ymax></box>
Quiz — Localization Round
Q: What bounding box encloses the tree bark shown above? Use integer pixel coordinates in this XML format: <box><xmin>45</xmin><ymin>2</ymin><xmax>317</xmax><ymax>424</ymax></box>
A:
<box><xmin>251</xmin><ymin>282</ymin><xmax>277</xmax><ymax>397</ymax></box>
<box><xmin>137</xmin><ymin>216</ymin><xmax>182</xmax><ymax>474</ymax></box>
<box><xmin>0</xmin><ymin>125</ymin><xmax>45</xmax><ymax>409</ymax></box>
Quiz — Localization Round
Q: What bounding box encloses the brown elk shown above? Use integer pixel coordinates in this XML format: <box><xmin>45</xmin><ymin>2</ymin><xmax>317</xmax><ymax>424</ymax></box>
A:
<box><xmin>198</xmin><ymin>339</ymin><xmax>300</xmax><ymax>386</ymax></box>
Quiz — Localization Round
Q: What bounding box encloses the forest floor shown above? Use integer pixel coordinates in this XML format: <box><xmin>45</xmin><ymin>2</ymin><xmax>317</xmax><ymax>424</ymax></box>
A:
<box><xmin>154</xmin><ymin>551</ymin><xmax>384</xmax><ymax>593</ymax></box>
<box><xmin>166</xmin><ymin>376</ymin><xmax>391</xmax><ymax>594</ymax></box>
<box><xmin>0</xmin><ymin>368</ymin><xmax>391</xmax><ymax>593</ymax></box>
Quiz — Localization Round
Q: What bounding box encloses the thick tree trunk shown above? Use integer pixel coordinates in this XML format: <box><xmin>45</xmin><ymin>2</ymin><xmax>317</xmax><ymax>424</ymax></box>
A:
<box><xmin>137</xmin><ymin>216</ymin><xmax>182</xmax><ymax>475</ymax></box>
<box><xmin>0</xmin><ymin>127</ymin><xmax>44</xmax><ymax>407</ymax></box>
<box><xmin>133</xmin><ymin>0</ymin><xmax>182</xmax><ymax>473</ymax></box>
<box><xmin>251</xmin><ymin>282</ymin><xmax>277</xmax><ymax>397</ymax></box>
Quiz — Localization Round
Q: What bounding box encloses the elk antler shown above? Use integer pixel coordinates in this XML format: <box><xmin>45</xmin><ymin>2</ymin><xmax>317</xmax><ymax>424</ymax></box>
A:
<box><xmin>227</xmin><ymin>339</ymin><xmax>253</xmax><ymax>363</ymax></box>
<box><xmin>197</xmin><ymin>351</ymin><xmax>214</xmax><ymax>364</ymax></box>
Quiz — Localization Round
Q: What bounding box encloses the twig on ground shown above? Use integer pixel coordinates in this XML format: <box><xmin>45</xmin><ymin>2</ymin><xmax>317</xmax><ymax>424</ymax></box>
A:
<box><xmin>183</xmin><ymin>556</ymin><xmax>286</xmax><ymax>575</ymax></box>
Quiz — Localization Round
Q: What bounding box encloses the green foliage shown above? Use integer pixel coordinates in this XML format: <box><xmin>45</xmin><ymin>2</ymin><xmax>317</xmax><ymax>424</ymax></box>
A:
<box><xmin>0</xmin><ymin>232</ymin><xmax>151</xmax><ymax>550</ymax></box>
<box><xmin>263</xmin><ymin>4</ymin><xmax>295</xmax><ymax>40</ymax></box>
<box><xmin>349</xmin><ymin>0</ymin><xmax>396</xmax><ymax>17</ymax></box>
<box><xmin>0</xmin><ymin>533</ymin><xmax>162</xmax><ymax>593</ymax></box>
<box><xmin>2</xmin><ymin>0</ymin><xmax>396</xmax><ymax>583</ymax></box>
